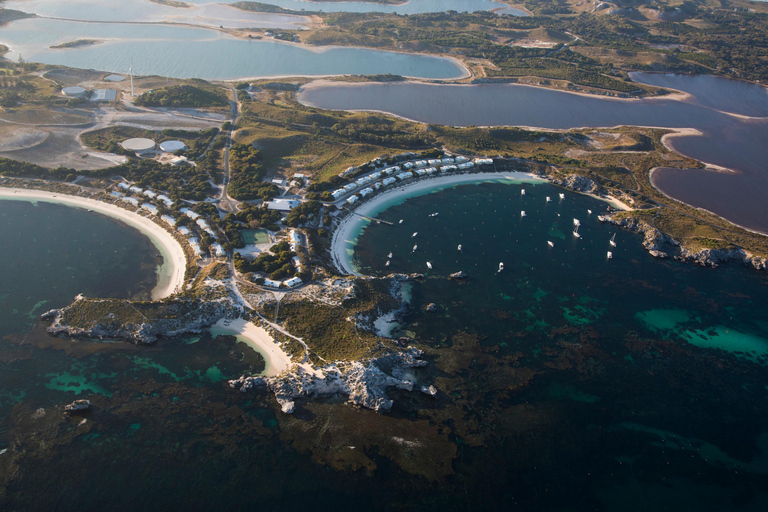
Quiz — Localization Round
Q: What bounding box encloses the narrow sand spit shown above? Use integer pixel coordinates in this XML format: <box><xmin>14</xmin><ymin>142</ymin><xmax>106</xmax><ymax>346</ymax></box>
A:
<box><xmin>0</xmin><ymin>187</ymin><xmax>185</xmax><ymax>299</ymax></box>
<box><xmin>211</xmin><ymin>318</ymin><xmax>291</xmax><ymax>377</ymax></box>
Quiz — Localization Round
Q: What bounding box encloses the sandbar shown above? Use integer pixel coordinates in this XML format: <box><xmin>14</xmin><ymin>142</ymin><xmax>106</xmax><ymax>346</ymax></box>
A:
<box><xmin>0</xmin><ymin>187</ymin><xmax>185</xmax><ymax>299</ymax></box>
<box><xmin>211</xmin><ymin>318</ymin><xmax>291</xmax><ymax>377</ymax></box>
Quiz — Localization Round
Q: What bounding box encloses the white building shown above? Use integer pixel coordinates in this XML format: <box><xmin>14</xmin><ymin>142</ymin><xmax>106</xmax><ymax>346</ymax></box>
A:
<box><xmin>359</xmin><ymin>187</ymin><xmax>373</xmax><ymax>197</ymax></box>
<box><xmin>117</xmin><ymin>182</ymin><xmax>130</xmax><ymax>191</ymax></box>
<box><xmin>474</xmin><ymin>158</ymin><xmax>494</xmax><ymax>166</ymax></box>
<box><xmin>285</xmin><ymin>277</ymin><xmax>303</xmax><ymax>288</ymax></box>
<box><xmin>414</xmin><ymin>160</ymin><xmax>427</xmax><ymax>167</ymax></box>
<box><xmin>143</xmin><ymin>190</ymin><xmax>157</xmax><ymax>199</ymax></box>
<box><xmin>396</xmin><ymin>172</ymin><xmax>413</xmax><ymax>181</ymax></box>
<box><xmin>415</xmin><ymin>169</ymin><xmax>427</xmax><ymax>176</ymax></box>
<box><xmin>441</xmin><ymin>157</ymin><xmax>455</xmax><ymax>164</ymax></box>
<box><xmin>141</xmin><ymin>203</ymin><xmax>159</xmax><ymax>215</ymax></box>
<box><xmin>180</xmin><ymin>208</ymin><xmax>201</xmax><ymax>220</ymax></box>
<box><xmin>178</xmin><ymin>226</ymin><xmax>192</xmax><ymax>236</ymax></box>
<box><xmin>346</xmin><ymin>195</ymin><xmax>360</xmax><ymax>205</ymax></box>
<box><xmin>157</xmin><ymin>194</ymin><xmax>173</xmax><ymax>207</ymax></box>
<box><xmin>129</xmin><ymin>186</ymin><xmax>143</xmax><ymax>195</ymax></box>
<box><xmin>343</xmin><ymin>183</ymin><xmax>358</xmax><ymax>192</ymax></box>
<box><xmin>161</xmin><ymin>215</ymin><xmax>176</xmax><ymax>226</ymax></box>
<box><xmin>331</xmin><ymin>189</ymin><xmax>345</xmax><ymax>200</ymax></box>
<box><xmin>427</xmin><ymin>159</ymin><xmax>441</xmax><ymax>166</ymax></box>
<box><xmin>263</xmin><ymin>278</ymin><xmax>282</xmax><ymax>288</ymax></box>
<box><xmin>382</xmin><ymin>177</ymin><xmax>396</xmax><ymax>186</ymax></box>
<box><xmin>267</xmin><ymin>199</ymin><xmax>300</xmax><ymax>212</ymax></box>
<box><xmin>455</xmin><ymin>156</ymin><xmax>469</xmax><ymax>163</ymax></box>
<box><xmin>120</xmin><ymin>197</ymin><xmax>139</xmax><ymax>206</ymax></box>
<box><xmin>212</xmin><ymin>243</ymin><xmax>225</xmax><ymax>257</ymax></box>
<box><xmin>403</xmin><ymin>162</ymin><xmax>414</xmax><ymax>169</ymax></box>
<box><xmin>458</xmin><ymin>162</ymin><xmax>475</xmax><ymax>170</ymax></box>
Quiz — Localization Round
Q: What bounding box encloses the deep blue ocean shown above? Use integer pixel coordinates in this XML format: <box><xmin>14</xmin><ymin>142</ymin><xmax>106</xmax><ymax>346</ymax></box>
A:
<box><xmin>2</xmin><ymin>184</ymin><xmax>768</xmax><ymax>511</ymax></box>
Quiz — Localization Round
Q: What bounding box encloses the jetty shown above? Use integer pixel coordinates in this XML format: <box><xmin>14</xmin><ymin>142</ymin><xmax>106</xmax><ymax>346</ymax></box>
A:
<box><xmin>347</xmin><ymin>209</ymin><xmax>394</xmax><ymax>225</ymax></box>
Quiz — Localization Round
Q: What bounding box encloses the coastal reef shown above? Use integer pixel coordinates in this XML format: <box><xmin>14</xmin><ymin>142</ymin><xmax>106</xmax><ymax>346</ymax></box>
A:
<box><xmin>230</xmin><ymin>347</ymin><xmax>427</xmax><ymax>414</ymax></box>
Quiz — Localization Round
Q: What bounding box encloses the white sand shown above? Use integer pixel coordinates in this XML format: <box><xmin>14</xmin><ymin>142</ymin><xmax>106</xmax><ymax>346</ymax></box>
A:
<box><xmin>331</xmin><ymin>172</ymin><xmax>544</xmax><ymax>275</ymax></box>
<box><xmin>0</xmin><ymin>187</ymin><xmax>185</xmax><ymax>299</ymax></box>
<box><xmin>211</xmin><ymin>318</ymin><xmax>291</xmax><ymax>377</ymax></box>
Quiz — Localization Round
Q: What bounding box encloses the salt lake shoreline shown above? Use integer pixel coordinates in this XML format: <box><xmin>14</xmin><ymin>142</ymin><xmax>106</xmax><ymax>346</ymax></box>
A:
<box><xmin>330</xmin><ymin>171</ymin><xmax>631</xmax><ymax>276</ymax></box>
<box><xmin>0</xmin><ymin>187</ymin><xmax>185</xmax><ymax>299</ymax></box>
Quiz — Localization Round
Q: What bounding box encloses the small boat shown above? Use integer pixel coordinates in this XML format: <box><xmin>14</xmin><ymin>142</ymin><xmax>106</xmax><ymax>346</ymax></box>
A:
<box><xmin>429</xmin><ymin>212</ymin><xmax>439</xmax><ymax>217</ymax></box>
<box><xmin>412</xmin><ymin>232</ymin><xmax>418</xmax><ymax>238</ymax></box>
<box><xmin>573</xmin><ymin>218</ymin><xmax>580</xmax><ymax>227</ymax></box>
<box><xmin>546</xmin><ymin>196</ymin><xmax>551</xmax><ymax>202</ymax></box>
<box><xmin>497</xmin><ymin>262</ymin><xmax>504</xmax><ymax>273</ymax></box>
<box><xmin>521</xmin><ymin>210</ymin><xmax>526</xmax><ymax>217</ymax></box>
<box><xmin>548</xmin><ymin>241</ymin><xmax>554</xmax><ymax>247</ymax></box>
<box><xmin>87</xmin><ymin>209</ymin><xmax>94</xmax><ymax>212</ymax></box>
<box><xmin>521</xmin><ymin>189</ymin><xmax>526</xmax><ymax>196</ymax></box>
<box><xmin>387</xmin><ymin>252</ymin><xmax>393</xmax><ymax>258</ymax></box>
<box><xmin>398</xmin><ymin>219</ymin><xmax>403</xmax><ymax>224</ymax></box>
<box><xmin>559</xmin><ymin>193</ymin><xmax>565</xmax><ymax>200</ymax></box>
<box><xmin>426</xmin><ymin>262</ymin><xmax>432</xmax><ymax>269</ymax></box>
<box><xmin>607</xmin><ymin>251</ymin><xmax>613</xmax><ymax>259</ymax></box>
<box><xmin>609</xmin><ymin>234</ymin><xmax>617</xmax><ymax>247</ymax></box>
<box><xmin>412</xmin><ymin>244</ymin><xmax>418</xmax><ymax>252</ymax></box>
<box><xmin>573</xmin><ymin>224</ymin><xmax>581</xmax><ymax>238</ymax></box>
<box><xmin>385</xmin><ymin>260</ymin><xmax>390</xmax><ymax>267</ymax></box>
<box><xmin>588</xmin><ymin>209</ymin><xmax>592</xmax><ymax>214</ymax></box>
<box><xmin>458</xmin><ymin>244</ymin><xmax>462</xmax><ymax>251</ymax></box>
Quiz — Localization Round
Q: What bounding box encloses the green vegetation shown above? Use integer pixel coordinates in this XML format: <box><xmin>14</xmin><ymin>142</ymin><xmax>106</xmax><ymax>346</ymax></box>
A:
<box><xmin>234</xmin><ymin>240</ymin><xmax>296</xmax><ymax>280</ymax></box>
<box><xmin>135</xmin><ymin>84</ymin><xmax>228</xmax><ymax>108</ymax></box>
<box><xmin>285</xmin><ymin>200</ymin><xmax>322</xmax><ymax>227</ymax></box>
<box><xmin>227</xmin><ymin>142</ymin><xmax>279</xmax><ymax>200</ymax></box>
<box><xmin>49</xmin><ymin>39</ymin><xmax>101</xmax><ymax>49</ymax></box>
<box><xmin>271</xmin><ymin>278</ymin><xmax>399</xmax><ymax>362</ymax></box>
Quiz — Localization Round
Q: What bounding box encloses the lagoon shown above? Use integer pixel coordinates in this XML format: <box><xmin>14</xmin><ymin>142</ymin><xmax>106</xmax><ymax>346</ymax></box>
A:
<box><xmin>0</xmin><ymin>18</ymin><xmax>467</xmax><ymax>80</ymax></box>
<box><xmin>299</xmin><ymin>75</ymin><xmax>768</xmax><ymax>234</ymax></box>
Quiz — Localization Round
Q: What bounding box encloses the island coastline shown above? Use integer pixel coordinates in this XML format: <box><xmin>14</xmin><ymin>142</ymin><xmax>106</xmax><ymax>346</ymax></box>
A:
<box><xmin>0</xmin><ymin>187</ymin><xmax>186</xmax><ymax>300</ymax></box>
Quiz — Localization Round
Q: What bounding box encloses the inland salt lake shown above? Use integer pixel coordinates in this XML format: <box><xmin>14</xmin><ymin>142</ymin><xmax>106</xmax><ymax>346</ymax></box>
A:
<box><xmin>1</xmin><ymin>2</ymin><xmax>768</xmax><ymax>510</ymax></box>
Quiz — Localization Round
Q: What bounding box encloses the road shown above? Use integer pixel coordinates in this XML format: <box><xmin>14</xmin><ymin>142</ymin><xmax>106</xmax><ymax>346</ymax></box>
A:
<box><xmin>218</xmin><ymin>84</ymin><xmax>241</xmax><ymax>213</ymax></box>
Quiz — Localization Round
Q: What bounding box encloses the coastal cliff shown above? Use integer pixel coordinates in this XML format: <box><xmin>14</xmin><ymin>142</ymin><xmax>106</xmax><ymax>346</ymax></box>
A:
<box><xmin>230</xmin><ymin>347</ymin><xmax>428</xmax><ymax>414</ymax></box>
<box><xmin>42</xmin><ymin>293</ymin><xmax>245</xmax><ymax>344</ymax></box>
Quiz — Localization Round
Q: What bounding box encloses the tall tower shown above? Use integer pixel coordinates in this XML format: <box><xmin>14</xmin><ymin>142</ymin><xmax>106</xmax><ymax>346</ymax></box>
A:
<box><xmin>129</xmin><ymin>60</ymin><xmax>135</xmax><ymax>97</ymax></box>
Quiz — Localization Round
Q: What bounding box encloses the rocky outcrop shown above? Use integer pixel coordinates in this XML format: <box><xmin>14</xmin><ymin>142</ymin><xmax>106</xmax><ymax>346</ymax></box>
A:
<box><xmin>43</xmin><ymin>295</ymin><xmax>244</xmax><ymax>345</ymax></box>
<box><xmin>552</xmin><ymin>174</ymin><xmax>602</xmax><ymax>195</ymax></box>
<box><xmin>64</xmin><ymin>399</ymin><xmax>91</xmax><ymax>412</ymax></box>
<box><xmin>230</xmin><ymin>347</ymin><xmax>430</xmax><ymax>414</ymax></box>
<box><xmin>676</xmin><ymin>247</ymin><xmax>748</xmax><ymax>268</ymax></box>
<box><xmin>598</xmin><ymin>213</ymin><xmax>678</xmax><ymax>252</ymax></box>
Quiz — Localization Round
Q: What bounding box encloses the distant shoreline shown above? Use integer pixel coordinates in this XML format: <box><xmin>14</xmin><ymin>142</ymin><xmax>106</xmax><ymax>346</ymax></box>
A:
<box><xmin>0</xmin><ymin>187</ymin><xmax>186</xmax><ymax>300</ymax></box>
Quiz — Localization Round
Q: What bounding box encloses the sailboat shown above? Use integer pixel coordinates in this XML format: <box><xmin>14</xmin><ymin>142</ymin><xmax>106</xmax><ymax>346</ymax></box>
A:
<box><xmin>458</xmin><ymin>244</ymin><xmax>462</xmax><ymax>252</ymax></box>
<box><xmin>587</xmin><ymin>209</ymin><xmax>592</xmax><ymax>215</ymax></box>
<box><xmin>521</xmin><ymin>189</ymin><xmax>526</xmax><ymax>196</ymax></box>
<box><xmin>607</xmin><ymin>251</ymin><xmax>613</xmax><ymax>259</ymax></box>
<box><xmin>573</xmin><ymin>219</ymin><xmax>581</xmax><ymax>238</ymax></box>
<box><xmin>546</xmin><ymin>196</ymin><xmax>551</xmax><ymax>203</ymax></box>
<box><xmin>426</xmin><ymin>262</ymin><xmax>432</xmax><ymax>269</ymax></box>
<box><xmin>498</xmin><ymin>262</ymin><xmax>504</xmax><ymax>273</ymax></box>
<box><xmin>388</xmin><ymin>252</ymin><xmax>393</xmax><ymax>258</ymax></box>
<box><xmin>385</xmin><ymin>260</ymin><xmax>390</xmax><ymax>267</ymax></box>
<box><xmin>609</xmin><ymin>234</ymin><xmax>617</xmax><ymax>247</ymax></box>
<box><xmin>521</xmin><ymin>210</ymin><xmax>526</xmax><ymax>217</ymax></box>
<box><xmin>559</xmin><ymin>193</ymin><xmax>565</xmax><ymax>200</ymax></box>
<box><xmin>548</xmin><ymin>241</ymin><xmax>554</xmax><ymax>247</ymax></box>
<box><xmin>429</xmin><ymin>212</ymin><xmax>439</xmax><ymax>217</ymax></box>
<box><xmin>412</xmin><ymin>232</ymin><xmax>418</xmax><ymax>238</ymax></box>
<box><xmin>412</xmin><ymin>244</ymin><xmax>418</xmax><ymax>252</ymax></box>
<box><xmin>398</xmin><ymin>219</ymin><xmax>403</xmax><ymax>224</ymax></box>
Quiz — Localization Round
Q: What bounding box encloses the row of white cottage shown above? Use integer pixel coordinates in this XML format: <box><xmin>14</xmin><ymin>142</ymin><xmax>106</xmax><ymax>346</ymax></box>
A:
<box><xmin>112</xmin><ymin>184</ymin><xmax>225</xmax><ymax>258</ymax></box>
<box><xmin>332</xmin><ymin>157</ymin><xmax>494</xmax><ymax>204</ymax></box>
<box><xmin>260</xmin><ymin>229</ymin><xmax>304</xmax><ymax>289</ymax></box>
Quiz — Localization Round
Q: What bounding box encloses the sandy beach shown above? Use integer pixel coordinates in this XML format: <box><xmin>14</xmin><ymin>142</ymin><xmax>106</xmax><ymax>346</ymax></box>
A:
<box><xmin>211</xmin><ymin>318</ymin><xmax>291</xmax><ymax>377</ymax></box>
<box><xmin>331</xmin><ymin>172</ymin><xmax>545</xmax><ymax>275</ymax></box>
<box><xmin>0</xmin><ymin>187</ymin><xmax>185</xmax><ymax>299</ymax></box>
